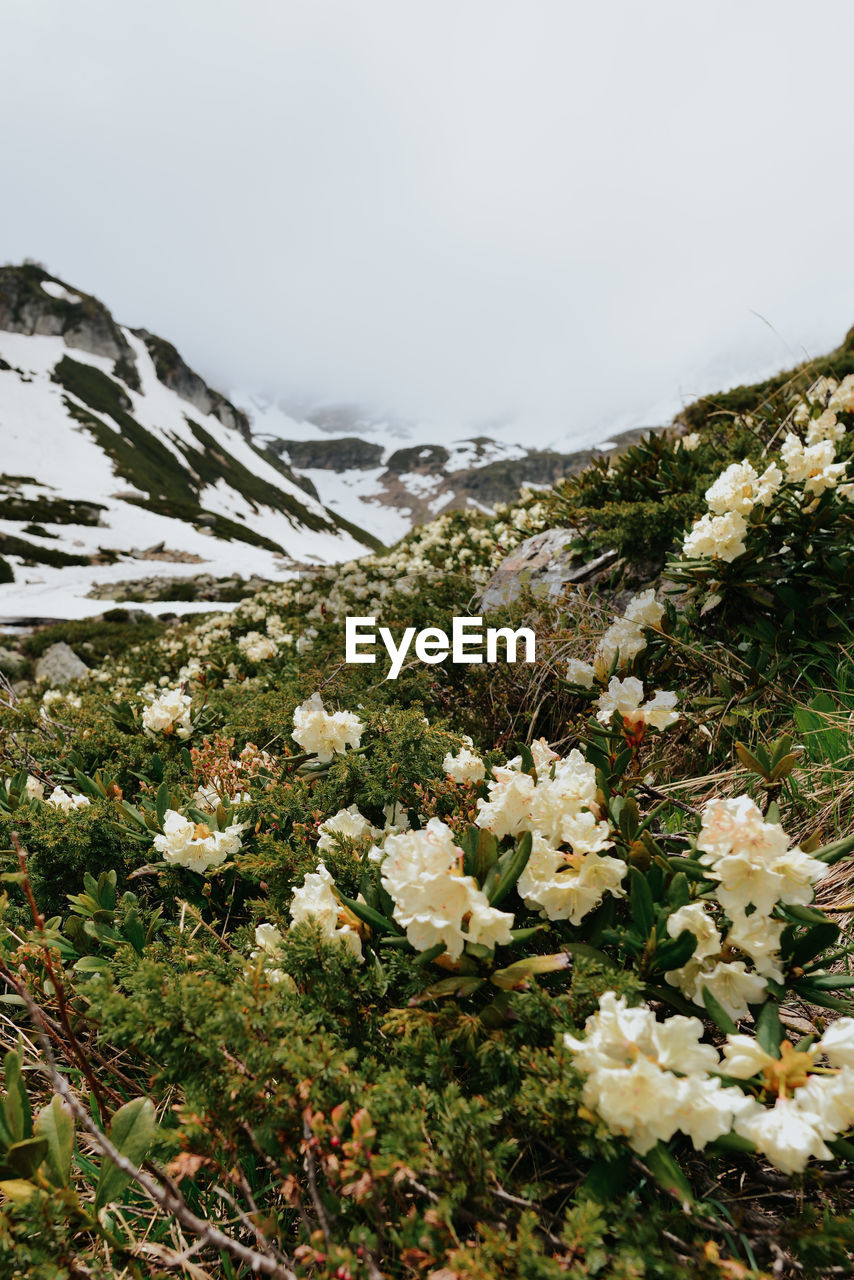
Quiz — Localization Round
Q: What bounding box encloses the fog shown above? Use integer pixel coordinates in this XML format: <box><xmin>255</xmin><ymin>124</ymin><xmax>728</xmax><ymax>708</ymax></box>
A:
<box><xmin>2</xmin><ymin>0</ymin><xmax>853</xmax><ymax>445</ymax></box>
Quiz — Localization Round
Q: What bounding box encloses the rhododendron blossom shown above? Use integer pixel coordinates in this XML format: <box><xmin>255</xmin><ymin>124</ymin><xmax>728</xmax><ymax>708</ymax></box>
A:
<box><xmin>443</xmin><ymin>746</ymin><xmax>486</xmax><ymax>783</ymax></box>
<box><xmin>142</xmin><ymin>688</ymin><xmax>193</xmax><ymax>739</ymax></box>
<box><xmin>376</xmin><ymin>819</ymin><xmax>514</xmax><ymax>959</ymax></box>
<box><xmin>154</xmin><ymin>809</ymin><xmax>245</xmax><ymax>873</ymax></box>
<box><xmin>292</xmin><ymin>692</ymin><xmax>364</xmax><ymax>762</ymax></box>
<box><xmin>595</xmin><ymin>677</ymin><xmax>679</xmax><ymax>734</ymax></box>
<box><xmin>316</xmin><ymin>805</ymin><xmax>380</xmax><ymax>851</ymax></box>
<box><xmin>683</xmin><ymin>510</ymin><xmax>749</xmax><ymax>562</ymax></box>
<box><xmin>237</xmin><ymin>631</ymin><xmax>279</xmax><ymax>662</ymax></box>
<box><xmin>289</xmin><ymin>863</ymin><xmax>364</xmax><ymax>960</ymax></box>
<box><xmin>47</xmin><ymin>787</ymin><xmax>91</xmax><ymax>812</ymax></box>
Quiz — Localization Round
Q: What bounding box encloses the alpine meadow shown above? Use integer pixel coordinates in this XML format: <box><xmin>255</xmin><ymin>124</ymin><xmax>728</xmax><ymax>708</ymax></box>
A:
<box><xmin>2</xmin><ymin>328</ymin><xmax>854</xmax><ymax>1279</ymax></box>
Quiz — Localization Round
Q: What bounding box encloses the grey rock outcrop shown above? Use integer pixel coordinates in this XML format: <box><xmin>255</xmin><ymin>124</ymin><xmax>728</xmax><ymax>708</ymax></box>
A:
<box><xmin>34</xmin><ymin>642</ymin><xmax>90</xmax><ymax>686</ymax></box>
<box><xmin>0</xmin><ymin>264</ymin><xmax>140</xmax><ymax>387</ymax></box>
<box><xmin>272</xmin><ymin>437</ymin><xmax>385</xmax><ymax>470</ymax></box>
<box><xmin>479</xmin><ymin>529</ymin><xmax>618</xmax><ymax>611</ymax></box>
<box><xmin>133</xmin><ymin>329</ymin><xmax>250</xmax><ymax>437</ymax></box>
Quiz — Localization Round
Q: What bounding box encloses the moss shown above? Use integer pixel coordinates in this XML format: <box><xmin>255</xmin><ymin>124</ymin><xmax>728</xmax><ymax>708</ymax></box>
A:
<box><xmin>20</xmin><ymin>614</ymin><xmax>165</xmax><ymax>663</ymax></box>
<box><xmin>0</xmin><ymin>533</ymin><xmax>90</xmax><ymax>568</ymax></box>
<box><xmin>0</xmin><ymin>489</ymin><xmax>106</xmax><ymax>526</ymax></box>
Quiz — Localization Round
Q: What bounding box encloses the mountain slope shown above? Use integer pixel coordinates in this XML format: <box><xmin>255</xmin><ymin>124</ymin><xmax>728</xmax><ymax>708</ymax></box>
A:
<box><xmin>0</xmin><ymin>265</ymin><xmax>379</xmax><ymax>616</ymax></box>
<box><xmin>241</xmin><ymin>394</ymin><xmax>648</xmax><ymax>544</ymax></box>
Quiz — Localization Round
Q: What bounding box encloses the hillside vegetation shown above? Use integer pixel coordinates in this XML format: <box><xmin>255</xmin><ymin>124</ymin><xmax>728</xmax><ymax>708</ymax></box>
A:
<box><xmin>0</xmin><ymin>348</ymin><xmax>854</xmax><ymax>1279</ymax></box>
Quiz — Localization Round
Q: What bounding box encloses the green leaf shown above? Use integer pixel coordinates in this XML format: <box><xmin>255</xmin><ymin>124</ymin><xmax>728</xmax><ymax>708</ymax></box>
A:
<box><xmin>813</xmin><ymin>832</ymin><xmax>854</xmax><ymax>865</ymax></box>
<box><xmin>34</xmin><ymin>1097</ymin><xmax>74</xmax><ymax>1187</ymax></box>
<box><xmin>642</xmin><ymin>1142</ymin><xmax>694</xmax><ymax>1207</ymax></box>
<box><xmin>155</xmin><ymin>783</ymin><xmax>171</xmax><ymax>829</ymax></box>
<box><xmin>484</xmin><ymin>831</ymin><xmax>532</xmax><ymax>907</ymax></box>
<box><xmin>650</xmin><ymin>930</ymin><xmax>697</xmax><ymax>974</ymax></box>
<box><xmin>121</xmin><ymin>906</ymin><xmax>146</xmax><ymax>955</ymax></box>
<box><xmin>708</xmin><ymin>1132</ymin><xmax>756</xmax><ymax>1155</ymax></box>
<box><xmin>337</xmin><ymin>892</ymin><xmax>402</xmax><ymax>936</ymax></box>
<box><xmin>629</xmin><ymin>867</ymin><xmax>654</xmax><ymax>936</ymax></box>
<box><xmin>754</xmin><ymin>1002</ymin><xmax>782</xmax><ymax>1057</ymax></box>
<box><xmin>783</xmin><ymin>902</ymin><xmax>830</xmax><ymax>924</ymax></box>
<box><xmin>0</xmin><ymin>1137</ymin><xmax>49</xmax><ymax>1181</ymax></box>
<box><xmin>412</xmin><ymin>943</ymin><xmax>447</xmax><ymax>967</ymax></box>
<box><xmin>735</xmin><ymin>742</ymin><xmax>771</xmax><ymax>781</ymax></box>
<box><xmin>491</xmin><ymin>952</ymin><xmax>570</xmax><ymax>990</ymax></box>
<box><xmin>3</xmin><ymin>1049</ymin><xmax>31</xmax><ymax>1143</ymax></box>
<box><xmin>790</xmin><ymin>922</ymin><xmax>840</xmax><ymax>968</ymax></box>
<box><xmin>667</xmin><ymin>873</ymin><xmax>690</xmax><ymax>910</ymax></box>
<box><xmin>702</xmin><ymin>985</ymin><xmax>738</xmax><ymax>1036</ymax></box>
<box><xmin>0</xmin><ymin>1178</ymin><xmax>39</xmax><ymax>1203</ymax></box>
<box><xmin>94</xmin><ymin>1098</ymin><xmax>156</xmax><ymax>1212</ymax></box>
<box><xmin>578</xmin><ymin>1156</ymin><xmax>628</xmax><ymax>1203</ymax></box>
<box><xmin>410</xmin><ymin>976</ymin><xmax>485</xmax><ymax>1005</ymax></box>
<box><xmin>73</xmin><ymin>956</ymin><xmax>111</xmax><ymax>974</ymax></box>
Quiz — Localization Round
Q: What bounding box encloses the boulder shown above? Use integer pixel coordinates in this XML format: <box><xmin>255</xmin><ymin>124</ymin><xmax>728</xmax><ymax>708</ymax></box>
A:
<box><xmin>0</xmin><ymin>645</ymin><xmax>27</xmax><ymax>680</ymax></box>
<box><xmin>34</xmin><ymin>642</ymin><xmax>89</xmax><ymax>686</ymax></box>
<box><xmin>479</xmin><ymin>529</ymin><xmax>618</xmax><ymax>611</ymax></box>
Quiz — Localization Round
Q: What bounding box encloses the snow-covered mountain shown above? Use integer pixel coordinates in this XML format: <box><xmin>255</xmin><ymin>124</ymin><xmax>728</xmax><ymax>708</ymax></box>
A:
<box><xmin>0</xmin><ymin>265</ymin><xmax>379</xmax><ymax>618</ymax></box>
<box><xmin>236</xmin><ymin>393</ymin><xmax>633</xmax><ymax>546</ymax></box>
<box><xmin>0</xmin><ymin>263</ymin><xmax>643</xmax><ymax>620</ymax></box>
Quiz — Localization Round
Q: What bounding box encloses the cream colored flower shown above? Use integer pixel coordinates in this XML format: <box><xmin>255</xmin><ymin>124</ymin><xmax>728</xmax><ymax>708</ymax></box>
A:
<box><xmin>154</xmin><ymin>809</ymin><xmax>245</xmax><ymax>873</ymax></box>
<box><xmin>379</xmin><ymin>819</ymin><xmax>513</xmax><ymax>960</ymax></box>
<box><xmin>142</xmin><ymin>688</ymin><xmax>193</xmax><ymax>739</ymax></box>
<box><xmin>682</xmin><ymin>510</ymin><xmax>748</xmax><ymax>562</ymax></box>
<box><xmin>47</xmin><ymin>787</ymin><xmax>91</xmax><ymax>812</ymax></box>
<box><xmin>316</xmin><ymin>805</ymin><xmax>380</xmax><ymax>852</ymax></box>
<box><xmin>289</xmin><ymin>862</ymin><xmax>363</xmax><ymax>960</ymax></box>
<box><xmin>595</xmin><ymin>676</ymin><xmax>679</xmax><ymax>733</ymax></box>
<box><xmin>443</xmin><ymin>747</ymin><xmax>486</xmax><ymax>784</ymax></box>
<box><xmin>292</xmin><ymin>693</ymin><xmax>364</xmax><ymax>763</ymax></box>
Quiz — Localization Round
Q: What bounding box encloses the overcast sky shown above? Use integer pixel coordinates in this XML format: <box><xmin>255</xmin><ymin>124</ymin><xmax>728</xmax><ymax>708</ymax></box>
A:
<box><xmin>2</xmin><ymin>0</ymin><xmax>853</xmax><ymax>446</ymax></box>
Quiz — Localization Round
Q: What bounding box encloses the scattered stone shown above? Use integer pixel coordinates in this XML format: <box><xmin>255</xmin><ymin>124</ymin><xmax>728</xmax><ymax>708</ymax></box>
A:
<box><xmin>128</xmin><ymin>543</ymin><xmax>206</xmax><ymax>563</ymax></box>
<box><xmin>479</xmin><ymin>530</ymin><xmax>618</xmax><ymax>611</ymax></box>
<box><xmin>34</xmin><ymin>642</ymin><xmax>89</xmax><ymax>686</ymax></box>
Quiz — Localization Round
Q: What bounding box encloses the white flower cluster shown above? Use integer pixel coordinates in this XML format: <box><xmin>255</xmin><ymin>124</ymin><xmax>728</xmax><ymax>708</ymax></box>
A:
<box><xmin>24</xmin><ymin>775</ymin><xmax>45</xmax><ymax>801</ymax></box>
<box><xmin>316</xmin><ymin>805</ymin><xmax>380</xmax><ymax>852</ymax></box>
<box><xmin>682</xmin><ymin>403</ymin><xmax>853</xmax><ymax>560</ymax></box>
<box><xmin>443</xmin><ymin>739</ymin><xmax>486</xmax><ymax>784</ymax></box>
<box><xmin>780</xmin><ymin>433</ymin><xmax>848</xmax><ymax>497</ymax></box>
<box><xmin>664</xmin><ymin>797</ymin><xmax>828</xmax><ymax>1020</ymax></box>
<box><xmin>291</xmin><ymin>693</ymin><xmax>364</xmax><ymax>763</ymax></box>
<box><xmin>566</xmin><ymin>590</ymin><xmax>666</xmax><ymax>688</ymax></box>
<box><xmin>249</xmin><ymin>921</ymin><xmax>290</xmax><ymax>984</ymax></box>
<box><xmin>567</xmin><ymin>994</ymin><xmax>854</xmax><ymax>1176</ymax></box>
<box><xmin>289</xmin><ymin>862</ymin><xmax>363</xmax><ymax>960</ymax></box>
<box><xmin>141</xmin><ymin>688</ymin><xmax>193</xmax><ymax>739</ymax></box>
<box><xmin>683</xmin><ymin>458</ymin><xmax>783</xmax><ymax>563</ymax></box>
<box><xmin>565</xmin><ymin>994</ymin><xmax>752</xmax><ymax>1154</ymax></box>
<box><xmin>237</xmin><ymin>631</ymin><xmax>279</xmax><ymax>663</ymax></box>
<box><xmin>595</xmin><ymin>676</ymin><xmax>679</xmax><ymax>735</ymax></box>
<box><xmin>47</xmin><ymin>786</ymin><xmax>91</xmax><ymax>812</ymax></box>
<box><xmin>476</xmin><ymin>741</ymin><xmax>626</xmax><ymax>925</ymax></box>
<box><xmin>374</xmin><ymin>818</ymin><xmax>514</xmax><ymax>959</ymax></box>
<box><xmin>42</xmin><ymin>688</ymin><xmax>82</xmax><ymax>713</ymax></box>
<box><xmin>153</xmin><ymin>809</ymin><xmax>245</xmax><ymax>873</ymax></box>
